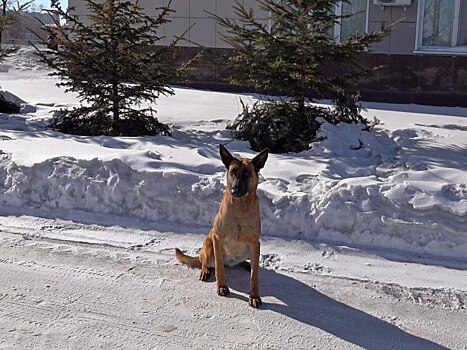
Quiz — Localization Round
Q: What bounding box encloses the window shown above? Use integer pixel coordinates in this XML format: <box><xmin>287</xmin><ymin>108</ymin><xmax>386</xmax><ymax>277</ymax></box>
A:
<box><xmin>335</xmin><ymin>0</ymin><xmax>369</xmax><ymax>42</ymax></box>
<box><xmin>417</xmin><ymin>0</ymin><xmax>467</xmax><ymax>52</ymax></box>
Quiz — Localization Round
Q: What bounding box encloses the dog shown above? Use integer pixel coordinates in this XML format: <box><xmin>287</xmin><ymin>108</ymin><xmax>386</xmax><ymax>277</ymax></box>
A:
<box><xmin>175</xmin><ymin>144</ymin><xmax>268</xmax><ymax>308</ymax></box>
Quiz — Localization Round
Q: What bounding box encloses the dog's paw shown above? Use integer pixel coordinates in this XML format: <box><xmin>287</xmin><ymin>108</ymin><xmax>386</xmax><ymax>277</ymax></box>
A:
<box><xmin>217</xmin><ymin>286</ymin><xmax>230</xmax><ymax>296</ymax></box>
<box><xmin>199</xmin><ymin>268</ymin><xmax>211</xmax><ymax>281</ymax></box>
<box><xmin>248</xmin><ymin>295</ymin><xmax>262</xmax><ymax>308</ymax></box>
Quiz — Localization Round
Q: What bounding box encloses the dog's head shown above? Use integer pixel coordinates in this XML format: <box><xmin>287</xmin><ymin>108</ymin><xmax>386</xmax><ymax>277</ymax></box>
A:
<box><xmin>219</xmin><ymin>144</ymin><xmax>268</xmax><ymax>199</ymax></box>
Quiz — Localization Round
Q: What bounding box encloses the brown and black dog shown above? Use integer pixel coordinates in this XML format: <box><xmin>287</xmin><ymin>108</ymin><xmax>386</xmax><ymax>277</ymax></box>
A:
<box><xmin>175</xmin><ymin>144</ymin><xmax>268</xmax><ymax>308</ymax></box>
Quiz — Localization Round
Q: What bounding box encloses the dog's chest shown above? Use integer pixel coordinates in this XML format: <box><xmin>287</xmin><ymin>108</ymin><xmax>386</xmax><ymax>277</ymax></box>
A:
<box><xmin>216</xmin><ymin>201</ymin><xmax>260</xmax><ymax>266</ymax></box>
<box><xmin>222</xmin><ymin>237</ymin><xmax>251</xmax><ymax>266</ymax></box>
<box><xmin>221</xmin><ymin>225</ymin><xmax>254</xmax><ymax>266</ymax></box>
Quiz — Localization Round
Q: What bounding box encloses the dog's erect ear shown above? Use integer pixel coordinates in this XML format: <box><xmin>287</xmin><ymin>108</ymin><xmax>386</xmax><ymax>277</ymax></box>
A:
<box><xmin>219</xmin><ymin>144</ymin><xmax>235</xmax><ymax>169</ymax></box>
<box><xmin>252</xmin><ymin>148</ymin><xmax>269</xmax><ymax>173</ymax></box>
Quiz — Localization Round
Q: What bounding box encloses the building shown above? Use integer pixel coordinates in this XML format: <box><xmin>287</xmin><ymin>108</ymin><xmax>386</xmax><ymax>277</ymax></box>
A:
<box><xmin>69</xmin><ymin>0</ymin><xmax>467</xmax><ymax>106</ymax></box>
<box><xmin>3</xmin><ymin>10</ymin><xmax>60</xmax><ymax>43</ymax></box>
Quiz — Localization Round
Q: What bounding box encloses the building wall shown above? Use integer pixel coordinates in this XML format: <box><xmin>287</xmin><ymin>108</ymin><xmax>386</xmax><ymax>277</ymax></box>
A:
<box><xmin>368</xmin><ymin>0</ymin><xmax>418</xmax><ymax>55</ymax></box>
<box><xmin>70</xmin><ymin>0</ymin><xmax>421</xmax><ymax>53</ymax></box>
<box><xmin>3</xmin><ymin>11</ymin><xmax>60</xmax><ymax>43</ymax></box>
<box><xmin>364</xmin><ymin>0</ymin><xmax>467</xmax><ymax>106</ymax></box>
<box><xmin>358</xmin><ymin>53</ymin><xmax>467</xmax><ymax>106</ymax></box>
<box><xmin>69</xmin><ymin>0</ymin><xmax>269</xmax><ymax>48</ymax></box>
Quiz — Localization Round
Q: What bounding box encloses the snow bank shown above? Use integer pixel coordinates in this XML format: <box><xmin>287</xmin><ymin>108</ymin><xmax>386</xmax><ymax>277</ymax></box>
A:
<box><xmin>0</xmin><ymin>153</ymin><xmax>221</xmax><ymax>225</ymax></box>
<box><xmin>1</xmin><ymin>118</ymin><xmax>466</xmax><ymax>259</ymax></box>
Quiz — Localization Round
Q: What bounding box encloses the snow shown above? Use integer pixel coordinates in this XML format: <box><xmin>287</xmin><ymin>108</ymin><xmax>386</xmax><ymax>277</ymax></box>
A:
<box><xmin>1</xmin><ymin>46</ymin><xmax>467</xmax><ymax>349</ymax></box>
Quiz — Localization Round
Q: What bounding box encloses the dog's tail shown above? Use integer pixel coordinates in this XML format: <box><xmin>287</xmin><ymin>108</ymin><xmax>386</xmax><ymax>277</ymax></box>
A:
<box><xmin>175</xmin><ymin>248</ymin><xmax>201</xmax><ymax>268</ymax></box>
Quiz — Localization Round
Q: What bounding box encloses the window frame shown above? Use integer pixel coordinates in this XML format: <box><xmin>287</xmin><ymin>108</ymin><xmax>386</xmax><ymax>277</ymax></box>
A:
<box><xmin>415</xmin><ymin>0</ymin><xmax>467</xmax><ymax>55</ymax></box>
<box><xmin>334</xmin><ymin>0</ymin><xmax>370</xmax><ymax>43</ymax></box>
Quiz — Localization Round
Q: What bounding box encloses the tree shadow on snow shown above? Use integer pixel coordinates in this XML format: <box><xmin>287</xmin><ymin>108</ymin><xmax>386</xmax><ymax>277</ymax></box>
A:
<box><xmin>227</xmin><ymin>267</ymin><xmax>449</xmax><ymax>350</ymax></box>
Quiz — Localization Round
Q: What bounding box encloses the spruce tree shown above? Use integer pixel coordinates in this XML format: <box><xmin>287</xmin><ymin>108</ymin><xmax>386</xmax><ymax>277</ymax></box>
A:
<box><xmin>212</xmin><ymin>0</ymin><xmax>393</xmax><ymax>153</ymax></box>
<box><xmin>34</xmin><ymin>0</ymin><xmax>194</xmax><ymax>136</ymax></box>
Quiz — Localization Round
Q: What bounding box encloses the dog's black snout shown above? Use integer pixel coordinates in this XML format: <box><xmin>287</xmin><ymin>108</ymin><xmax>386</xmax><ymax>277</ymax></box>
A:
<box><xmin>231</xmin><ymin>181</ymin><xmax>244</xmax><ymax>197</ymax></box>
<box><xmin>231</xmin><ymin>187</ymin><xmax>241</xmax><ymax>197</ymax></box>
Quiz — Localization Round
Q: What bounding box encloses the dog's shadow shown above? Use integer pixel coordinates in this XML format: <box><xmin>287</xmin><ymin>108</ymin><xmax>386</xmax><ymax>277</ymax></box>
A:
<box><xmin>225</xmin><ymin>267</ymin><xmax>448</xmax><ymax>350</ymax></box>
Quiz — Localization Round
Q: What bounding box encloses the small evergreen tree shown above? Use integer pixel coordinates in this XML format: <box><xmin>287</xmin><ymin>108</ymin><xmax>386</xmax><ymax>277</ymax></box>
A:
<box><xmin>34</xmin><ymin>0</ymin><xmax>194</xmax><ymax>136</ymax></box>
<box><xmin>212</xmin><ymin>0</ymin><xmax>393</xmax><ymax>153</ymax></box>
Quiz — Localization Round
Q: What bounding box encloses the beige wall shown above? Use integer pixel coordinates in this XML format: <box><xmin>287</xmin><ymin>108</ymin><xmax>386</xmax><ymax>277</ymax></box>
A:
<box><xmin>68</xmin><ymin>0</ymin><xmax>269</xmax><ymax>48</ymax></box>
<box><xmin>368</xmin><ymin>0</ymin><xmax>418</xmax><ymax>55</ymax></box>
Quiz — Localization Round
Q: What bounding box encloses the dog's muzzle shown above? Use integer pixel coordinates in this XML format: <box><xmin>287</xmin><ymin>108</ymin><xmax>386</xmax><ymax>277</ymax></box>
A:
<box><xmin>230</xmin><ymin>174</ymin><xmax>250</xmax><ymax>199</ymax></box>
<box><xmin>231</xmin><ymin>187</ymin><xmax>248</xmax><ymax>199</ymax></box>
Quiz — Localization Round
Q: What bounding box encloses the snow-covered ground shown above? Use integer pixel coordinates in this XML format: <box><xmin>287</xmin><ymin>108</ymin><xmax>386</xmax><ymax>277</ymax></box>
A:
<box><xmin>1</xmin><ymin>47</ymin><xmax>466</xmax><ymax>349</ymax></box>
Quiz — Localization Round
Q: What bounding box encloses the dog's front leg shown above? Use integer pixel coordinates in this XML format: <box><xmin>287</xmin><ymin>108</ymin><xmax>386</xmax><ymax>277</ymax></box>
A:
<box><xmin>249</xmin><ymin>240</ymin><xmax>262</xmax><ymax>308</ymax></box>
<box><xmin>213</xmin><ymin>234</ymin><xmax>229</xmax><ymax>296</ymax></box>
